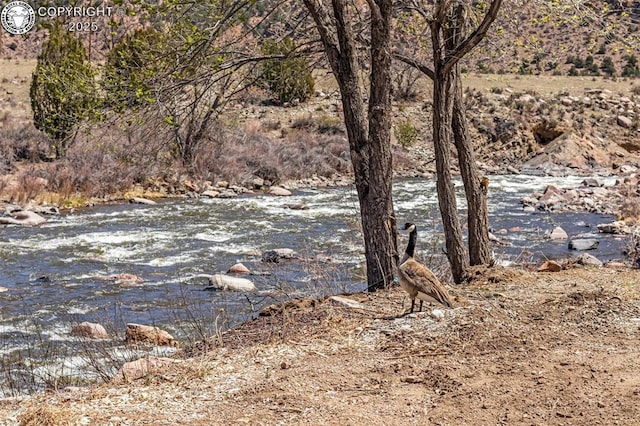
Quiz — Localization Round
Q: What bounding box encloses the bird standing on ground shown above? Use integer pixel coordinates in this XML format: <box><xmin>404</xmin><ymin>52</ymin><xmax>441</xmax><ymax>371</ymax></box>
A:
<box><xmin>397</xmin><ymin>222</ymin><xmax>453</xmax><ymax>313</ymax></box>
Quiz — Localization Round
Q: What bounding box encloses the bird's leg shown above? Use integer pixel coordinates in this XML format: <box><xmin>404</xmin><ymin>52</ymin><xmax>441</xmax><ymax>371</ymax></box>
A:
<box><xmin>419</xmin><ymin>300</ymin><xmax>423</xmax><ymax>312</ymax></box>
<box><xmin>410</xmin><ymin>299</ymin><xmax>415</xmax><ymax>313</ymax></box>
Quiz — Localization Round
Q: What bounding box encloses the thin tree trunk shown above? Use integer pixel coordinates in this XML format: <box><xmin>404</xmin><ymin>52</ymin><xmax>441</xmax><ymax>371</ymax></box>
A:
<box><xmin>445</xmin><ymin>3</ymin><xmax>491</xmax><ymax>267</ymax></box>
<box><xmin>451</xmin><ymin>69</ymin><xmax>491</xmax><ymax>266</ymax></box>
<box><xmin>432</xmin><ymin>69</ymin><xmax>468</xmax><ymax>284</ymax></box>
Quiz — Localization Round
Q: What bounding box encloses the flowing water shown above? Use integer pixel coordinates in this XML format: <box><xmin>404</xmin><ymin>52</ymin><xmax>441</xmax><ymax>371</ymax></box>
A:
<box><xmin>0</xmin><ymin>175</ymin><xmax>627</xmax><ymax>394</ymax></box>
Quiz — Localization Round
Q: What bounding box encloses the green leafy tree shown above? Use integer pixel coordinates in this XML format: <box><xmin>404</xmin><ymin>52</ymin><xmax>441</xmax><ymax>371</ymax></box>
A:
<box><xmin>260</xmin><ymin>37</ymin><xmax>315</xmax><ymax>104</ymax></box>
<box><xmin>103</xmin><ymin>28</ymin><xmax>164</xmax><ymax>112</ymax></box>
<box><xmin>30</xmin><ymin>22</ymin><xmax>98</xmax><ymax>158</ymax></box>
<box><xmin>99</xmin><ymin>1</ymin><xmax>258</xmax><ymax>165</ymax></box>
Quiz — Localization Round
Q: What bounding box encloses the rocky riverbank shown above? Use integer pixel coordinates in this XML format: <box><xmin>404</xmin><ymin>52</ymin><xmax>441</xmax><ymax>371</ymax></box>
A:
<box><xmin>2</xmin><ymin>267</ymin><xmax>639</xmax><ymax>425</ymax></box>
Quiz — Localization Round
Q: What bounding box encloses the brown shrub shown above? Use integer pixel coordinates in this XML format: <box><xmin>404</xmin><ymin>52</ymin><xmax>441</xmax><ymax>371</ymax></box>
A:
<box><xmin>189</xmin><ymin>124</ymin><xmax>350</xmax><ymax>185</ymax></box>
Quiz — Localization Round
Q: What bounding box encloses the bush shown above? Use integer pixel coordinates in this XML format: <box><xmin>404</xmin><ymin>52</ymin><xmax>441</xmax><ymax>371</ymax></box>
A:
<box><xmin>601</xmin><ymin>56</ymin><xmax>616</xmax><ymax>76</ymax></box>
<box><xmin>259</xmin><ymin>37</ymin><xmax>314</xmax><ymax>104</ymax></box>
<box><xmin>103</xmin><ymin>28</ymin><xmax>163</xmax><ymax>111</ymax></box>
<box><xmin>30</xmin><ymin>22</ymin><xmax>98</xmax><ymax>158</ymax></box>
<box><xmin>622</xmin><ymin>55</ymin><xmax>640</xmax><ymax>77</ymax></box>
<box><xmin>392</xmin><ymin>64</ymin><xmax>421</xmax><ymax>101</ymax></box>
<box><xmin>394</xmin><ymin>119</ymin><xmax>419</xmax><ymax>148</ymax></box>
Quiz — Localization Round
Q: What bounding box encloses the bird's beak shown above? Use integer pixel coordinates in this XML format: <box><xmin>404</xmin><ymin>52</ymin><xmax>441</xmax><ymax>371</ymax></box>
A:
<box><xmin>397</xmin><ymin>227</ymin><xmax>407</xmax><ymax>235</ymax></box>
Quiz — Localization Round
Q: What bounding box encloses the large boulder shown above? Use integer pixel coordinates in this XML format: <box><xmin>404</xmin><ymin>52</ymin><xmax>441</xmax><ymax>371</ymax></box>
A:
<box><xmin>71</xmin><ymin>322</ymin><xmax>108</xmax><ymax>339</ymax></box>
<box><xmin>125</xmin><ymin>323</ymin><xmax>178</xmax><ymax>347</ymax></box>
<box><xmin>268</xmin><ymin>186</ymin><xmax>292</xmax><ymax>196</ymax></box>
<box><xmin>0</xmin><ymin>210</ymin><xmax>47</xmax><ymax>226</ymax></box>
<box><xmin>522</xmin><ymin>131</ymin><xmax>629</xmax><ymax>172</ymax></box>
<box><xmin>129</xmin><ymin>197</ymin><xmax>157</xmax><ymax>205</ymax></box>
<box><xmin>207</xmin><ymin>274</ymin><xmax>256</xmax><ymax>292</ymax></box>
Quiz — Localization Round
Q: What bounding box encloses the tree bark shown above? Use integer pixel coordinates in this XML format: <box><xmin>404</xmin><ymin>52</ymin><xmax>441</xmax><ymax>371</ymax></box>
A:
<box><xmin>451</xmin><ymin>67</ymin><xmax>491</xmax><ymax>266</ymax></box>
<box><xmin>304</xmin><ymin>0</ymin><xmax>397</xmax><ymax>291</ymax></box>
<box><xmin>432</xmin><ymin>67</ymin><xmax>468</xmax><ymax>284</ymax></box>
<box><xmin>445</xmin><ymin>4</ymin><xmax>491</xmax><ymax>266</ymax></box>
<box><xmin>363</xmin><ymin>0</ymin><xmax>398</xmax><ymax>290</ymax></box>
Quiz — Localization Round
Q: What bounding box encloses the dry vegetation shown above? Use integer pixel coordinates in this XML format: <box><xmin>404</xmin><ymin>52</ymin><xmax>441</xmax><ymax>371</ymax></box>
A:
<box><xmin>2</xmin><ymin>57</ymin><xmax>640</xmax><ymax>209</ymax></box>
<box><xmin>2</xmin><ymin>267</ymin><xmax>639</xmax><ymax>425</ymax></box>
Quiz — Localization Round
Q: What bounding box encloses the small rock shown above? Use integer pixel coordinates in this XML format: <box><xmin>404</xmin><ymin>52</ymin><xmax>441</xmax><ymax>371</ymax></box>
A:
<box><xmin>114</xmin><ymin>356</ymin><xmax>178</xmax><ymax>383</ymax></box>
<box><xmin>568</xmin><ymin>238</ymin><xmax>599</xmax><ymax>251</ymax></box>
<box><xmin>216</xmin><ymin>190</ymin><xmax>238</xmax><ymax>199</ymax></box>
<box><xmin>605</xmin><ymin>262</ymin><xmax>627</xmax><ymax>269</ymax></box>
<box><xmin>251</xmin><ymin>177</ymin><xmax>265</xmax><ymax>189</ymax></box>
<box><xmin>523</xmin><ymin>206</ymin><xmax>536</xmax><ymax>213</ymax></box>
<box><xmin>581</xmin><ymin>178</ymin><xmax>602</xmax><ymax>188</ymax></box>
<box><xmin>71</xmin><ymin>322</ymin><xmax>108</xmax><ymax>339</ymax></box>
<box><xmin>576</xmin><ymin>253</ymin><xmax>603</xmax><ymax>267</ymax></box>
<box><xmin>201</xmin><ymin>190</ymin><xmax>220</xmax><ymax>198</ymax></box>
<box><xmin>521</xmin><ymin>196</ymin><xmax>539</xmax><ymax>205</ymax></box>
<box><xmin>549</xmin><ymin>226</ymin><xmax>568</xmax><ymax>240</ymax></box>
<box><xmin>0</xmin><ymin>287</ymin><xmax>8</xmax><ymax>292</ymax></box>
<box><xmin>206</xmin><ymin>274</ymin><xmax>256</xmax><ymax>292</ymax></box>
<box><xmin>129</xmin><ymin>197</ymin><xmax>157</xmax><ymax>205</ymax></box>
<box><xmin>518</xmin><ymin>94</ymin><xmax>536</xmax><ymax>103</ymax></box>
<box><xmin>227</xmin><ymin>263</ymin><xmax>250</xmax><ymax>274</ymax></box>
<box><xmin>261</xmin><ymin>248</ymin><xmax>295</xmax><ymax>263</ymax></box>
<box><xmin>544</xmin><ymin>184</ymin><xmax>562</xmax><ymax>195</ymax></box>
<box><xmin>313</xmin><ymin>253</ymin><xmax>332</xmax><ymax>263</ymax></box>
<box><xmin>538</xmin><ymin>260</ymin><xmax>562</xmax><ymax>272</ymax></box>
<box><xmin>617</xmin><ymin>115</ymin><xmax>634</xmax><ymax>129</ymax></box>
<box><xmin>284</xmin><ymin>203</ymin><xmax>309</xmax><ymax>210</ymax></box>
<box><xmin>114</xmin><ymin>274</ymin><xmax>144</xmax><ymax>286</ymax></box>
<box><xmin>125</xmin><ymin>323</ymin><xmax>178</xmax><ymax>347</ymax></box>
<box><xmin>582</xmin><ymin>198</ymin><xmax>596</xmax><ymax>209</ymax></box>
<box><xmin>597</xmin><ymin>221</ymin><xmax>629</xmax><ymax>235</ymax></box>
<box><xmin>619</xmin><ymin>164</ymin><xmax>637</xmax><ymax>174</ymax></box>
<box><xmin>268</xmin><ymin>186</ymin><xmax>292</xmax><ymax>196</ymax></box>
<box><xmin>329</xmin><ymin>296</ymin><xmax>368</xmax><ymax>310</ymax></box>
<box><xmin>430</xmin><ymin>309</ymin><xmax>445</xmax><ymax>320</ymax></box>
<box><xmin>216</xmin><ymin>181</ymin><xmax>229</xmax><ymax>188</ymax></box>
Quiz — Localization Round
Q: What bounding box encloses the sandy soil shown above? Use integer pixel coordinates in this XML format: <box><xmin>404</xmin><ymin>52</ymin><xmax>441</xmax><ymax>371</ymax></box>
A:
<box><xmin>2</xmin><ymin>267</ymin><xmax>639</xmax><ymax>426</ymax></box>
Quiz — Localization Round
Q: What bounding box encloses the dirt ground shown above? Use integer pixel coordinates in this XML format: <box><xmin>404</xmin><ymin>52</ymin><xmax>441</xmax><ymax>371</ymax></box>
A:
<box><xmin>2</xmin><ymin>267</ymin><xmax>639</xmax><ymax>426</ymax></box>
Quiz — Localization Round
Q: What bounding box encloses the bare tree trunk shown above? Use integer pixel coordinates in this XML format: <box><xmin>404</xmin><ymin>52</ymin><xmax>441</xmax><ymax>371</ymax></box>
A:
<box><xmin>363</xmin><ymin>0</ymin><xmax>398</xmax><ymax>290</ymax></box>
<box><xmin>432</xmin><ymin>68</ymin><xmax>468</xmax><ymax>284</ymax></box>
<box><xmin>304</xmin><ymin>0</ymin><xmax>397</xmax><ymax>291</ymax></box>
<box><xmin>451</xmin><ymin>68</ymin><xmax>491</xmax><ymax>266</ymax></box>
<box><xmin>445</xmin><ymin>4</ymin><xmax>492</xmax><ymax>267</ymax></box>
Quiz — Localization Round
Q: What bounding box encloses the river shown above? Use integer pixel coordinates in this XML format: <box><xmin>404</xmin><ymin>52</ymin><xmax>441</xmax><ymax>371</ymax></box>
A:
<box><xmin>0</xmin><ymin>175</ymin><xmax>628</xmax><ymax>395</ymax></box>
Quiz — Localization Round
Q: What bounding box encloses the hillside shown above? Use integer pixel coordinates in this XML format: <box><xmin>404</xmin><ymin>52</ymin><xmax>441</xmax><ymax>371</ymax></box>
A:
<box><xmin>3</xmin><ymin>0</ymin><xmax>639</xmax><ymax>77</ymax></box>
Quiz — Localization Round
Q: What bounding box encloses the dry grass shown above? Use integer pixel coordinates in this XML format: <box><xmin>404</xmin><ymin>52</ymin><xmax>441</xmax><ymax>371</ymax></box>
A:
<box><xmin>2</xmin><ymin>268</ymin><xmax>639</xmax><ymax>425</ymax></box>
<box><xmin>16</xmin><ymin>405</ymin><xmax>80</xmax><ymax>426</ymax></box>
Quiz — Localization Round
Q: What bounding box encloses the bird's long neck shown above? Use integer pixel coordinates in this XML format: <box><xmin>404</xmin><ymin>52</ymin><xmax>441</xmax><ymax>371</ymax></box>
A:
<box><xmin>405</xmin><ymin>228</ymin><xmax>417</xmax><ymax>259</ymax></box>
